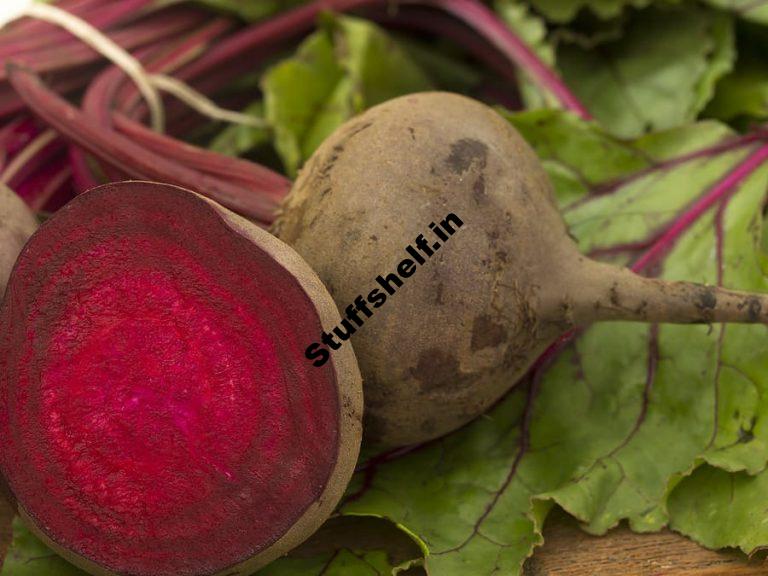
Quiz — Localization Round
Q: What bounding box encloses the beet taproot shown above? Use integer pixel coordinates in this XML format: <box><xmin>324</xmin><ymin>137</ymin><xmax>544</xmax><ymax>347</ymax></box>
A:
<box><xmin>274</xmin><ymin>92</ymin><xmax>768</xmax><ymax>448</ymax></box>
<box><xmin>0</xmin><ymin>181</ymin><xmax>362</xmax><ymax>576</ymax></box>
<box><xmin>0</xmin><ymin>183</ymin><xmax>37</xmax><ymax>296</ymax></box>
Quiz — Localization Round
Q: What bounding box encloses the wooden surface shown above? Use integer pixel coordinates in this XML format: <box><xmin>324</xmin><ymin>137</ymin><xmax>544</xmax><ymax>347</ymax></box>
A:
<box><xmin>525</xmin><ymin>508</ymin><xmax>768</xmax><ymax>575</ymax></box>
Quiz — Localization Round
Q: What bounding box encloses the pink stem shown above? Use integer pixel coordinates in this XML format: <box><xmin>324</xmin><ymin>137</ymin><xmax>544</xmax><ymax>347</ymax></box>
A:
<box><xmin>632</xmin><ymin>143</ymin><xmax>768</xmax><ymax>273</ymax></box>
<box><xmin>0</xmin><ymin>9</ymin><xmax>208</xmax><ymax>80</ymax></box>
<box><xmin>8</xmin><ymin>65</ymin><xmax>280</xmax><ymax>223</ymax></box>
<box><xmin>0</xmin><ymin>0</ymin><xmax>157</xmax><ymax>59</ymax></box>
<box><xmin>68</xmin><ymin>145</ymin><xmax>101</xmax><ymax>192</ymax></box>
<box><xmin>112</xmin><ymin>114</ymin><xmax>290</xmax><ymax>199</ymax></box>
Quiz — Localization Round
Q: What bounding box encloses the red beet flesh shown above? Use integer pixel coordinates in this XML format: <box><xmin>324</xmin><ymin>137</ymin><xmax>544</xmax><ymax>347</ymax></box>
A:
<box><xmin>0</xmin><ymin>182</ymin><xmax>360</xmax><ymax>576</ymax></box>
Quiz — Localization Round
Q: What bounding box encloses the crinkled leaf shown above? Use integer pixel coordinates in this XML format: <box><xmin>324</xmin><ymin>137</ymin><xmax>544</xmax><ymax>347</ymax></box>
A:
<box><xmin>707</xmin><ymin>61</ymin><xmax>768</xmax><ymax>123</ymax></box>
<box><xmin>550</xmin><ymin>16</ymin><xmax>628</xmax><ymax>50</ymax></box>
<box><xmin>526</xmin><ymin>0</ymin><xmax>652</xmax><ymax>23</ymax></box>
<box><xmin>669</xmin><ymin>465</ymin><xmax>768</xmax><ymax>554</ymax></box>
<box><xmin>702</xmin><ymin>0</ymin><xmax>768</xmax><ymax>25</ymax></box>
<box><xmin>262</xmin><ymin>15</ymin><xmax>432</xmax><ymax>176</ymax></box>
<box><xmin>325</xmin><ymin>111</ymin><xmax>768</xmax><ymax>575</ymax></box>
<box><xmin>495</xmin><ymin>0</ymin><xmax>558</xmax><ymax>110</ymax></box>
<box><xmin>558</xmin><ymin>5</ymin><xmax>735</xmax><ymax>137</ymax></box>
<box><xmin>706</xmin><ymin>21</ymin><xmax>768</xmax><ymax>125</ymax></box>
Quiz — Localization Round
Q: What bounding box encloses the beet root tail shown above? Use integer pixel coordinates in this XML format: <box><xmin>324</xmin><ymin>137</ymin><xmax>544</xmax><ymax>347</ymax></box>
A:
<box><xmin>566</xmin><ymin>259</ymin><xmax>768</xmax><ymax>327</ymax></box>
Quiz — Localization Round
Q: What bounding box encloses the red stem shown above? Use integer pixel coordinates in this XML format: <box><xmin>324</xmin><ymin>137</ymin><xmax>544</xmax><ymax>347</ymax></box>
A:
<box><xmin>0</xmin><ymin>0</ymin><xmax>157</xmax><ymax>59</ymax></box>
<box><xmin>15</xmin><ymin>156</ymin><xmax>73</xmax><ymax>211</ymax></box>
<box><xmin>0</xmin><ymin>8</ymin><xmax>209</xmax><ymax>81</ymax></box>
<box><xmin>632</xmin><ymin>143</ymin><xmax>768</xmax><ymax>273</ymax></box>
<box><xmin>72</xmin><ymin>19</ymin><xmax>237</xmax><ymax>188</ymax></box>
<box><xmin>8</xmin><ymin>65</ymin><xmax>280</xmax><ymax>224</ymax></box>
<box><xmin>112</xmin><ymin>114</ymin><xmax>289</xmax><ymax>199</ymax></box>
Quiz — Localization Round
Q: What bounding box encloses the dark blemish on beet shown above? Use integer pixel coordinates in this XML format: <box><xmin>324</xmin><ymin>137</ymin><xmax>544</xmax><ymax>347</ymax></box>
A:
<box><xmin>697</xmin><ymin>286</ymin><xmax>717</xmax><ymax>310</ymax></box>
<box><xmin>471</xmin><ymin>314</ymin><xmax>508</xmax><ymax>351</ymax></box>
<box><xmin>609</xmin><ymin>283</ymin><xmax>620</xmax><ymax>306</ymax></box>
<box><xmin>445</xmin><ymin>138</ymin><xmax>488</xmax><ymax>174</ymax></box>
<box><xmin>748</xmin><ymin>297</ymin><xmax>762</xmax><ymax>321</ymax></box>
<box><xmin>410</xmin><ymin>348</ymin><xmax>461</xmax><ymax>392</ymax></box>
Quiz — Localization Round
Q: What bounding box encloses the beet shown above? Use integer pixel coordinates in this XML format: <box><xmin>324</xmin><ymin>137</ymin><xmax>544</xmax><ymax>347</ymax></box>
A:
<box><xmin>0</xmin><ymin>181</ymin><xmax>362</xmax><ymax>576</ymax></box>
<box><xmin>274</xmin><ymin>92</ymin><xmax>768</xmax><ymax>448</ymax></box>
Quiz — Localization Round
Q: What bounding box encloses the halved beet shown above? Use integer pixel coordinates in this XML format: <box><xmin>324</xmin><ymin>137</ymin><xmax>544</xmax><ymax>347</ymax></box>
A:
<box><xmin>0</xmin><ymin>181</ymin><xmax>362</xmax><ymax>576</ymax></box>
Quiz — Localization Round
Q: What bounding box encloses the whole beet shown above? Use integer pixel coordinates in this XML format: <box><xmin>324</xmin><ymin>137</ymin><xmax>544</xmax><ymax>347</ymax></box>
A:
<box><xmin>274</xmin><ymin>92</ymin><xmax>768</xmax><ymax>448</ymax></box>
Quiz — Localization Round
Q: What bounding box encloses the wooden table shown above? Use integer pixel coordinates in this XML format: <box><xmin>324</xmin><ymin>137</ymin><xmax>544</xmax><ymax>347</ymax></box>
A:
<box><xmin>526</xmin><ymin>509</ymin><xmax>767</xmax><ymax>575</ymax></box>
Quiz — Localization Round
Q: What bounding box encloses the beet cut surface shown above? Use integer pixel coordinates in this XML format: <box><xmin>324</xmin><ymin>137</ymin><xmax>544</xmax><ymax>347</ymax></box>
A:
<box><xmin>0</xmin><ymin>181</ymin><xmax>362</xmax><ymax>576</ymax></box>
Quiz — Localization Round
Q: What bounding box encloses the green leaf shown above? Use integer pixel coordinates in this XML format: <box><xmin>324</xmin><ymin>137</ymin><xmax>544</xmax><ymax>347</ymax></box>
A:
<box><xmin>192</xmin><ymin>0</ymin><xmax>304</xmax><ymax>21</ymax></box>
<box><xmin>397</xmin><ymin>39</ymin><xmax>483</xmax><ymax>94</ymax></box>
<box><xmin>262</xmin><ymin>15</ymin><xmax>433</xmax><ymax>176</ymax></box>
<box><xmin>669</xmin><ymin>465</ymin><xmax>768</xmax><ymax>554</ymax></box>
<box><xmin>702</xmin><ymin>0</ymin><xmax>768</xmax><ymax>25</ymax></box>
<box><xmin>1</xmin><ymin>518</ymin><xmax>88</xmax><ymax>576</ymax></box>
<box><xmin>558</xmin><ymin>5</ymin><xmax>735</xmax><ymax>137</ymax></box>
<box><xmin>706</xmin><ymin>22</ymin><xmax>768</xmax><ymax>125</ymax></box>
<box><xmin>706</xmin><ymin>62</ymin><xmax>768</xmax><ymax>122</ymax></box>
<box><xmin>495</xmin><ymin>0</ymin><xmax>558</xmax><ymax>110</ymax></box>
<box><xmin>526</xmin><ymin>0</ymin><xmax>652</xmax><ymax>23</ymax></box>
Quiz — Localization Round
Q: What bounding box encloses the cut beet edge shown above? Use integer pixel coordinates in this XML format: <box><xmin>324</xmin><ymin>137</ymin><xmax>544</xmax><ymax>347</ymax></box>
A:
<box><xmin>0</xmin><ymin>181</ymin><xmax>363</xmax><ymax>576</ymax></box>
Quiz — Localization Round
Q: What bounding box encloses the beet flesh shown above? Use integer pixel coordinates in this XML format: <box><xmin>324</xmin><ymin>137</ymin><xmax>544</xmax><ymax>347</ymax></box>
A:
<box><xmin>0</xmin><ymin>182</ymin><xmax>362</xmax><ymax>576</ymax></box>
